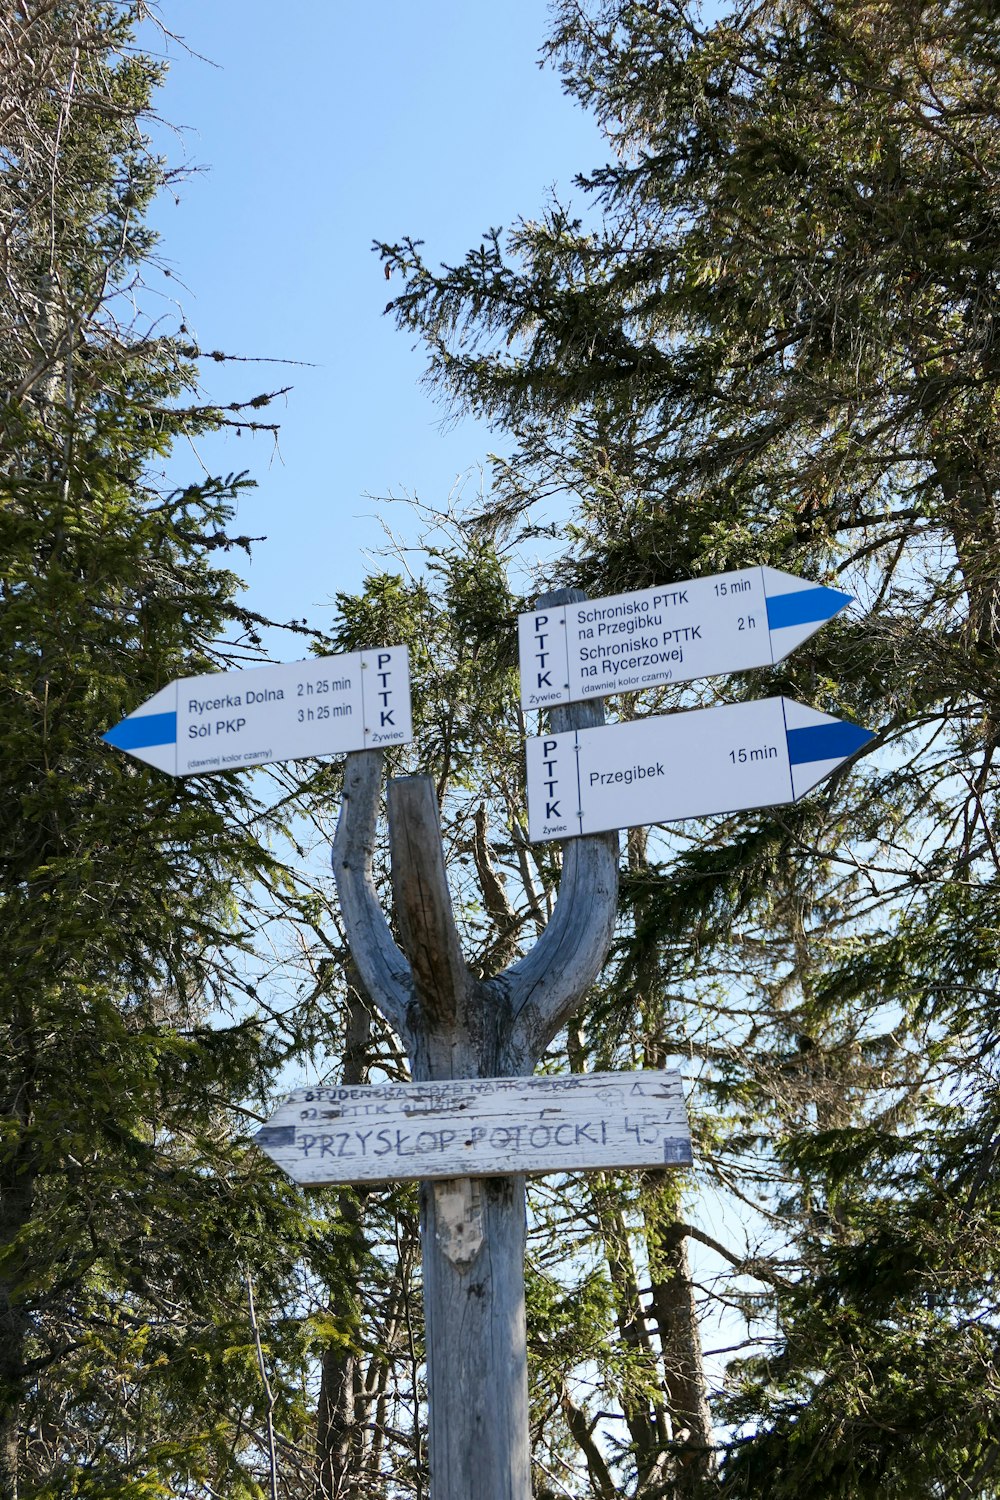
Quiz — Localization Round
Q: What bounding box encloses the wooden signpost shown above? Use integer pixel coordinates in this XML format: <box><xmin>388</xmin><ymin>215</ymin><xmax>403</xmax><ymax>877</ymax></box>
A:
<box><xmin>326</xmin><ymin>634</ymin><xmax>621</xmax><ymax>1498</ymax></box>
<box><xmin>293</xmin><ymin>578</ymin><xmax>863</xmax><ymax>1497</ymax></box>
<box><xmin>107</xmin><ymin>569</ymin><xmax>869</xmax><ymax>1500</ymax></box>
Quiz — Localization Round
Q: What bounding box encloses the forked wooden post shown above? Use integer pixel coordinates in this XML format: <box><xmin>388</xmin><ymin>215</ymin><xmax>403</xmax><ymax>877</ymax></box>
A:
<box><xmin>332</xmin><ymin>591</ymin><xmax>619</xmax><ymax>1500</ymax></box>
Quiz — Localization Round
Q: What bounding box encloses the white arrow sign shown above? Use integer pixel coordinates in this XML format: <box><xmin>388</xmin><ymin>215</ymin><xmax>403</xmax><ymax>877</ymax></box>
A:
<box><xmin>254</xmin><ymin>1070</ymin><xmax>691</xmax><ymax>1185</ymax></box>
<box><xmin>103</xmin><ymin>647</ymin><xmax>412</xmax><ymax>776</ymax></box>
<box><xmin>526</xmin><ymin>696</ymin><xmax>873</xmax><ymax>842</ymax></box>
<box><xmin>518</xmin><ymin>566</ymin><xmax>852</xmax><ymax>709</ymax></box>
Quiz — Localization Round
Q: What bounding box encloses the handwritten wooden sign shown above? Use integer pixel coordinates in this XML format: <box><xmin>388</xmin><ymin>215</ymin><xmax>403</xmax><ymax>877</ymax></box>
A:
<box><xmin>254</xmin><ymin>1070</ymin><xmax>691</xmax><ymax>1185</ymax></box>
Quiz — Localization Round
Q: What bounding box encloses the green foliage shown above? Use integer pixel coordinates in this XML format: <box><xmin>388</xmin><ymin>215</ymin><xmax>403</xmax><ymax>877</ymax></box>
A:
<box><xmin>377</xmin><ymin>1</ymin><xmax>1000</xmax><ymax>1495</ymax></box>
<box><xmin>10</xmin><ymin>0</ymin><xmax>1000</xmax><ymax>1492</ymax></box>
<box><xmin>0</xmin><ymin>5</ymin><xmax>315</xmax><ymax>1494</ymax></box>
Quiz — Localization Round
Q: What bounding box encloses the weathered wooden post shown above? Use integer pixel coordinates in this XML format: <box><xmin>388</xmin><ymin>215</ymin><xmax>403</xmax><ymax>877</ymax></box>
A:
<box><xmin>103</xmin><ymin>559</ymin><xmax>864</xmax><ymax>1497</ymax></box>
<box><xmin>331</xmin><ymin>591</ymin><xmax>619</xmax><ymax>1499</ymax></box>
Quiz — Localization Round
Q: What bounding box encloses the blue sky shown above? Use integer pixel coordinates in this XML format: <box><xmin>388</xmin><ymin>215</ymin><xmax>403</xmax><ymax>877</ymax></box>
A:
<box><xmin>141</xmin><ymin>2</ymin><xmax>607</xmax><ymax>647</ymax></box>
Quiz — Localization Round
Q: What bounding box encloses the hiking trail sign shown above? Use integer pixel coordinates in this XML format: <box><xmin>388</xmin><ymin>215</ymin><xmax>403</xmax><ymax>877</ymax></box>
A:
<box><xmin>518</xmin><ymin>565</ymin><xmax>851</xmax><ymax>709</ymax></box>
<box><xmin>102</xmin><ymin>569</ymin><xmax>872</xmax><ymax>1500</ymax></box>
<box><xmin>255</xmin><ymin>1069</ymin><xmax>691</xmax><ymax>1186</ymax></box>
<box><xmin>526</xmin><ymin>696</ymin><xmax>874</xmax><ymax>842</ymax></box>
<box><xmin>102</xmin><ymin>646</ymin><xmax>412</xmax><ymax>775</ymax></box>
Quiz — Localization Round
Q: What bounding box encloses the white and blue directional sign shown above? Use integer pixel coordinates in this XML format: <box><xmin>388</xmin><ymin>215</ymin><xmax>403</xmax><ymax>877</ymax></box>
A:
<box><xmin>526</xmin><ymin>696</ymin><xmax>873</xmax><ymax>842</ymax></box>
<box><xmin>103</xmin><ymin>647</ymin><xmax>412</xmax><ymax>776</ymax></box>
<box><xmin>518</xmin><ymin>566</ymin><xmax>852</xmax><ymax>710</ymax></box>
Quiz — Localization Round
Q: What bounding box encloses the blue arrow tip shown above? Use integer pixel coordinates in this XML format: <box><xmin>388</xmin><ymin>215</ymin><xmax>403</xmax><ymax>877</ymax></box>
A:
<box><xmin>103</xmin><ymin>711</ymin><xmax>177</xmax><ymax>751</ymax></box>
<box><xmin>787</xmin><ymin>719</ymin><xmax>874</xmax><ymax>766</ymax></box>
<box><xmin>766</xmin><ymin>585</ymin><xmax>851</xmax><ymax>632</ymax></box>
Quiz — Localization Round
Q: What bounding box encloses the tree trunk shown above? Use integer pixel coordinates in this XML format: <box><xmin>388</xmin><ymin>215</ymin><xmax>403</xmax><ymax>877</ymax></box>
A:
<box><xmin>391</xmin><ymin>778</ymin><xmax>533</xmax><ymax>1500</ymax></box>
<box><xmin>314</xmin><ymin>988</ymin><xmax>374</xmax><ymax>1500</ymax></box>
<box><xmin>313</xmin><ymin>1185</ymin><xmax>368</xmax><ymax>1500</ymax></box>
<box><xmin>0</xmin><ymin>1387</ymin><xmax>22</xmax><ymax>1500</ymax></box>
<box><xmin>332</xmin><ymin>588</ymin><xmax>619</xmax><ymax>1500</ymax></box>
<box><xmin>0</xmin><ymin>1169</ymin><xmax>33</xmax><ymax>1500</ymax></box>
<box><xmin>649</xmin><ymin>1228</ymin><xmax>715</xmax><ymax>1495</ymax></box>
<box><xmin>421</xmin><ymin>1174</ymin><xmax>530</xmax><ymax>1499</ymax></box>
<box><xmin>0</xmin><ymin>1034</ymin><xmax>38</xmax><ymax>1500</ymax></box>
<box><xmin>590</xmin><ymin>1178</ymin><xmax>668</xmax><ymax>1473</ymax></box>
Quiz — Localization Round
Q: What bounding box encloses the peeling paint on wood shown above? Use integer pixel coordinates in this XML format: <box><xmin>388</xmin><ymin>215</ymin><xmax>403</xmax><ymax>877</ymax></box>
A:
<box><xmin>433</xmin><ymin>1178</ymin><xmax>485</xmax><ymax>1269</ymax></box>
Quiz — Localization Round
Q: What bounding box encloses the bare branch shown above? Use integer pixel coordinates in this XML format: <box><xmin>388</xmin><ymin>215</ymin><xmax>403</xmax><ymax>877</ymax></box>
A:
<box><xmin>332</xmin><ymin>750</ymin><xmax>414</xmax><ymax>1049</ymax></box>
<box><xmin>388</xmin><ymin>777</ymin><xmax>472</xmax><ymax>1036</ymax></box>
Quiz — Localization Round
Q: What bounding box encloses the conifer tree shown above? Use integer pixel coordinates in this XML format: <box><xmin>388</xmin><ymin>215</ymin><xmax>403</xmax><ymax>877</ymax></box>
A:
<box><xmin>0</xmin><ymin>6</ymin><xmax>314</xmax><ymax>1495</ymax></box>
<box><xmin>375</xmin><ymin>2</ymin><xmax>1000</xmax><ymax>1494</ymax></box>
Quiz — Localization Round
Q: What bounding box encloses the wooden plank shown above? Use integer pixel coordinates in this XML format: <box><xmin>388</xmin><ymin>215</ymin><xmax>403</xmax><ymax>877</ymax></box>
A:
<box><xmin>255</xmin><ymin>1069</ymin><xmax>691</xmax><ymax>1185</ymax></box>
